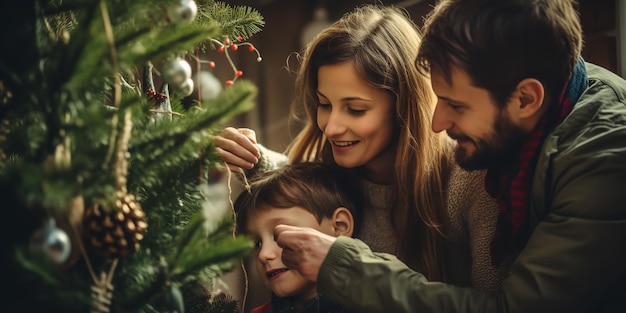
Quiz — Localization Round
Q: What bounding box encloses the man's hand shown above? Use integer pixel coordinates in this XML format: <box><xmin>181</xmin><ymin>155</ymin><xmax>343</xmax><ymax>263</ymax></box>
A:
<box><xmin>274</xmin><ymin>224</ymin><xmax>338</xmax><ymax>282</ymax></box>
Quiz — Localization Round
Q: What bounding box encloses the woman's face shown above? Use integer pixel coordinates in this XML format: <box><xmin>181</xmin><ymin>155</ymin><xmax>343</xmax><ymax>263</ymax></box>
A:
<box><xmin>316</xmin><ymin>60</ymin><xmax>396</xmax><ymax>182</ymax></box>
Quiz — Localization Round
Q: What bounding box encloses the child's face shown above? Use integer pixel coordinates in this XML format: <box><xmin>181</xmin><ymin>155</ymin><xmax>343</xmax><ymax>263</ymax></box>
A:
<box><xmin>246</xmin><ymin>206</ymin><xmax>336</xmax><ymax>303</ymax></box>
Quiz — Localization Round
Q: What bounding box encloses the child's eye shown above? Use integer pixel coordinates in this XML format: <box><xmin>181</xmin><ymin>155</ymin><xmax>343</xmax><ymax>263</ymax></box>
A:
<box><xmin>253</xmin><ymin>240</ymin><xmax>262</xmax><ymax>250</ymax></box>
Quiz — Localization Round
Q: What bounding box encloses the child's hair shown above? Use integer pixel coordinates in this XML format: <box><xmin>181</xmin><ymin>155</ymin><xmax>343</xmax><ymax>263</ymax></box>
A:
<box><xmin>234</xmin><ymin>162</ymin><xmax>362</xmax><ymax>234</ymax></box>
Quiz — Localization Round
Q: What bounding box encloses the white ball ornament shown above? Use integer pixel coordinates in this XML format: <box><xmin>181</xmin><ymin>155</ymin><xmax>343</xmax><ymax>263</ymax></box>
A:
<box><xmin>195</xmin><ymin>71</ymin><xmax>222</xmax><ymax>100</ymax></box>
<box><xmin>173</xmin><ymin>77</ymin><xmax>195</xmax><ymax>97</ymax></box>
<box><xmin>166</xmin><ymin>0</ymin><xmax>198</xmax><ymax>24</ymax></box>
<box><xmin>162</xmin><ymin>57</ymin><xmax>192</xmax><ymax>86</ymax></box>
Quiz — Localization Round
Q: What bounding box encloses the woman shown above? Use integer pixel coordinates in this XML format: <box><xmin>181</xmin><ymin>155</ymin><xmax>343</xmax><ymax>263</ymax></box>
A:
<box><xmin>216</xmin><ymin>5</ymin><xmax>506</xmax><ymax>289</ymax></box>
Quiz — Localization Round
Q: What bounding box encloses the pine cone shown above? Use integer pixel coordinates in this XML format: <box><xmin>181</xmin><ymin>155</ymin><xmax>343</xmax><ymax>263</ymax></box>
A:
<box><xmin>83</xmin><ymin>192</ymin><xmax>147</xmax><ymax>259</ymax></box>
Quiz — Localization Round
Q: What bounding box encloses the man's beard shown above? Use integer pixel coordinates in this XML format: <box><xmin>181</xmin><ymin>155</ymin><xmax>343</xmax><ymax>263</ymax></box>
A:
<box><xmin>453</xmin><ymin>113</ymin><xmax>528</xmax><ymax>171</ymax></box>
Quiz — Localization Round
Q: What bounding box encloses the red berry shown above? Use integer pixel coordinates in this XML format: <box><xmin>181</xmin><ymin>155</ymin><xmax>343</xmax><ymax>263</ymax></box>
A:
<box><xmin>248</xmin><ymin>45</ymin><xmax>255</xmax><ymax>52</ymax></box>
<box><xmin>235</xmin><ymin>70</ymin><xmax>243</xmax><ymax>77</ymax></box>
<box><xmin>237</xmin><ymin>36</ymin><xmax>243</xmax><ymax>42</ymax></box>
<box><xmin>218</xmin><ymin>46</ymin><xmax>224</xmax><ymax>53</ymax></box>
<box><xmin>209</xmin><ymin>61</ymin><xmax>215</xmax><ymax>68</ymax></box>
<box><xmin>224</xmin><ymin>38</ymin><xmax>231</xmax><ymax>45</ymax></box>
<box><xmin>231</xmin><ymin>44</ymin><xmax>238</xmax><ymax>51</ymax></box>
<box><xmin>225</xmin><ymin>80</ymin><xmax>234</xmax><ymax>86</ymax></box>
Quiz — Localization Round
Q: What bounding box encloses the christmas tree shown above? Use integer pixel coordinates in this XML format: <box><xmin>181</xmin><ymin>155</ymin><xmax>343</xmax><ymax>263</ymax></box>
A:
<box><xmin>0</xmin><ymin>0</ymin><xmax>264</xmax><ymax>312</ymax></box>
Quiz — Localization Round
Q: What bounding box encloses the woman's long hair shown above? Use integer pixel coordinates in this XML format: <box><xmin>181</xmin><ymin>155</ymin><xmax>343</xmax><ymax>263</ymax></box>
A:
<box><xmin>286</xmin><ymin>5</ymin><xmax>454</xmax><ymax>281</ymax></box>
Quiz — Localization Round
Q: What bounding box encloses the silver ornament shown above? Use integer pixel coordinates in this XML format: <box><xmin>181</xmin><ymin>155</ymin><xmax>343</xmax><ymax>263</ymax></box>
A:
<box><xmin>162</xmin><ymin>57</ymin><xmax>192</xmax><ymax>87</ymax></box>
<box><xmin>29</xmin><ymin>218</ymin><xmax>71</xmax><ymax>264</ymax></box>
<box><xmin>166</xmin><ymin>0</ymin><xmax>198</xmax><ymax>24</ymax></box>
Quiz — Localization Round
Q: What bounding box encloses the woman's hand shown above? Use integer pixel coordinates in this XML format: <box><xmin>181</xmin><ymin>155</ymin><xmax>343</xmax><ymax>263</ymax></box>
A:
<box><xmin>214</xmin><ymin>127</ymin><xmax>260</xmax><ymax>171</ymax></box>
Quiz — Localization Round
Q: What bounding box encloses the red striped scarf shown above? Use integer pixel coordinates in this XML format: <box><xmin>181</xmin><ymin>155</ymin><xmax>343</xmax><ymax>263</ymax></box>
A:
<box><xmin>486</xmin><ymin>57</ymin><xmax>587</xmax><ymax>264</ymax></box>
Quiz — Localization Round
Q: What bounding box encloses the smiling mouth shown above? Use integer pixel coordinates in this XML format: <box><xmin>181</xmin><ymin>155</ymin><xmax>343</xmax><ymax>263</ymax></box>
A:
<box><xmin>332</xmin><ymin>141</ymin><xmax>358</xmax><ymax>147</ymax></box>
<box><xmin>266</xmin><ymin>268</ymin><xmax>288</xmax><ymax>278</ymax></box>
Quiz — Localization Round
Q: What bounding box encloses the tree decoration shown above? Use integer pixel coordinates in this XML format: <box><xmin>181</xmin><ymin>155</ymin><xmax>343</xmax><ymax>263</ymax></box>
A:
<box><xmin>143</xmin><ymin>61</ymin><xmax>172</xmax><ymax>120</ymax></box>
<box><xmin>2</xmin><ymin>0</ymin><xmax>263</xmax><ymax>312</ymax></box>
<box><xmin>90</xmin><ymin>264</ymin><xmax>118</xmax><ymax>313</ymax></box>
<box><xmin>28</xmin><ymin>138</ymin><xmax>86</xmax><ymax>268</ymax></box>
<box><xmin>29</xmin><ymin>217</ymin><xmax>72</xmax><ymax>265</ymax></box>
<box><xmin>162</xmin><ymin>57</ymin><xmax>193</xmax><ymax>87</ymax></box>
<box><xmin>153</xmin><ymin>82</ymin><xmax>173</xmax><ymax>122</ymax></box>
<box><xmin>208</xmin><ymin>36</ymin><xmax>262</xmax><ymax>85</ymax></box>
<box><xmin>172</xmin><ymin>77</ymin><xmax>195</xmax><ymax>97</ymax></box>
<box><xmin>166</xmin><ymin>0</ymin><xmax>198</xmax><ymax>24</ymax></box>
<box><xmin>143</xmin><ymin>62</ymin><xmax>163</xmax><ymax>102</ymax></box>
<box><xmin>83</xmin><ymin>111</ymin><xmax>147</xmax><ymax>260</ymax></box>
<box><xmin>160</xmin><ymin>57</ymin><xmax>197</xmax><ymax>97</ymax></box>
<box><xmin>83</xmin><ymin>192</ymin><xmax>148</xmax><ymax>259</ymax></box>
<box><xmin>195</xmin><ymin>70</ymin><xmax>223</xmax><ymax>100</ymax></box>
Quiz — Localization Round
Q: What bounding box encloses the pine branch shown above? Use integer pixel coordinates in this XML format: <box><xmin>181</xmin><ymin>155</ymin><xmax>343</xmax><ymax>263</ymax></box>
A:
<box><xmin>4</xmin><ymin>1</ymin><xmax>263</xmax><ymax>312</ymax></box>
<box><xmin>127</xmin><ymin>80</ymin><xmax>256</xmax><ymax>189</ymax></box>
<box><xmin>197</xmin><ymin>1</ymin><xmax>264</xmax><ymax>49</ymax></box>
<box><xmin>170</xmin><ymin>217</ymin><xmax>252</xmax><ymax>280</ymax></box>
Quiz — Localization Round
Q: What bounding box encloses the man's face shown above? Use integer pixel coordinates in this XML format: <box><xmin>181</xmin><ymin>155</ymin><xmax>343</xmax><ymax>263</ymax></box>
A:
<box><xmin>430</xmin><ymin>67</ymin><xmax>528</xmax><ymax>170</ymax></box>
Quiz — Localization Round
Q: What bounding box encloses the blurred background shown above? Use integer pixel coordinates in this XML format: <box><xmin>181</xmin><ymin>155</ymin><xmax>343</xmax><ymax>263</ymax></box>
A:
<box><xmin>206</xmin><ymin>0</ymin><xmax>624</xmax><ymax>155</ymax></box>
<box><xmin>202</xmin><ymin>0</ymin><xmax>625</xmax><ymax>311</ymax></box>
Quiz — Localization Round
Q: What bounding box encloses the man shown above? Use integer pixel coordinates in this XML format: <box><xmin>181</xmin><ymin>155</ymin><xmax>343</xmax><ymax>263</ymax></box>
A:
<box><xmin>274</xmin><ymin>0</ymin><xmax>626</xmax><ymax>312</ymax></box>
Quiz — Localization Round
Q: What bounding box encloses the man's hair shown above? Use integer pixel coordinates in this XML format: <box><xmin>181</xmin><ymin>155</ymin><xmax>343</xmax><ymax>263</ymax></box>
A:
<box><xmin>234</xmin><ymin>162</ymin><xmax>361</xmax><ymax>234</ymax></box>
<box><xmin>416</xmin><ymin>0</ymin><xmax>583</xmax><ymax>106</ymax></box>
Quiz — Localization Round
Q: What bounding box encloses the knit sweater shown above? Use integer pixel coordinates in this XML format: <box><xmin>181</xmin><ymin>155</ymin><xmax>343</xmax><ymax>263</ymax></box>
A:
<box><xmin>356</xmin><ymin>164</ymin><xmax>507</xmax><ymax>291</ymax></box>
<box><xmin>444</xmin><ymin>164</ymin><xmax>509</xmax><ymax>291</ymax></box>
<box><xmin>247</xmin><ymin>146</ymin><xmax>509</xmax><ymax>291</ymax></box>
<box><xmin>356</xmin><ymin>179</ymin><xmax>396</xmax><ymax>255</ymax></box>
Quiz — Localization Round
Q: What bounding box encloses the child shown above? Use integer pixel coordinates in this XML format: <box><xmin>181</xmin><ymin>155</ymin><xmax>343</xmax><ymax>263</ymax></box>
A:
<box><xmin>234</xmin><ymin>162</ymin><xmax>360</xmax><ymax>313</ymax></box>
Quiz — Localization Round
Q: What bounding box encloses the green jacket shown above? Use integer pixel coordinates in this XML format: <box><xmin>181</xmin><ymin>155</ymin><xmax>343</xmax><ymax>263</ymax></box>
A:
<box><xmin>317</xmin><ymin>63</ymin><xmax>626</xmax><ymax>312</ymax></box>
